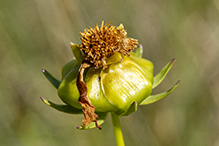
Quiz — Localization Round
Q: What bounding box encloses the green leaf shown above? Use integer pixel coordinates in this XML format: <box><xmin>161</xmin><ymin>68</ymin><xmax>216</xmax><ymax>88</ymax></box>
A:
<box><xmin>42</xmin><ymin>69</ymin><xmax>61</xmax><ymax>89</ymax></box>
<box><xmin>118</xmin><ymin>101</ymin><xmax>137</xmax><ymax>116</ymax></box>
<box><xmin>140</xmin><ymin>80</ymin><xmax>180</xmax><ymax>105</ymax></box>
<box><xmin>77</xmin><ymin>112</ymin><xmax>108</xmax><ymax>130</ymax></box>
<box><xmin>40</xmin><ymin>97</ymin><xmax>82</xmax><ymax>114</ymax></box>
<box><xmin>153</xmin><ymin>59</ymin><xmax>176</xmax><ymax>89</ymax></box>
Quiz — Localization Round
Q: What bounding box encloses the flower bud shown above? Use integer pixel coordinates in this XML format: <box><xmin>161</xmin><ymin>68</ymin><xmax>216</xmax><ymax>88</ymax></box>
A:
<box><xmin>58</xmin><ymin>50</ymin><xmax>154</xmax><ymax>114</ymax></box>
<box><xmin>41</xmin><ymin>21</ymin><xmax>180</xmax><ymax>130</ymax></box>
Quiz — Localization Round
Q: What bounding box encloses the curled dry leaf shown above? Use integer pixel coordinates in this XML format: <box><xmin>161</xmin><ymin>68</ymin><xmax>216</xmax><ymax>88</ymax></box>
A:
<box><xmin>76</xmin><ymin>61</ymin><xmax>102</xmax><ymax>130</ymax></box>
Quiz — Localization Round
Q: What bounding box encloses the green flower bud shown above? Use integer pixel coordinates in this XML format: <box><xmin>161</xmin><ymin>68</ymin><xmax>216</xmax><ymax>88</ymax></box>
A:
<box><xmin>41</xmin><ymin>21</ymin><xmax>180</xmax><ymax>130</ymax></box>
<box><xmin>58</xmin><ymin>49</ymin><xmax>153</xmax><ymax>114</ymax></box>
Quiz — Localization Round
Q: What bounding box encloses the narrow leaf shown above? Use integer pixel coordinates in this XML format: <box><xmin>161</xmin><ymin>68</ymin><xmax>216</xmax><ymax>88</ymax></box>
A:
<box><xmin>40</xmin><ymin>97</ymin><xmax>82</xmax><ymax>114</ymax></box>
<box><xmin>153</xmin><ymin>59</ymin><xmax>176</xmax><ymax>89</ymax></box>
<box><xmin>140</xmin><ymin>80</ymin><xmax>180</xmax><ymax>105</ymax></box>
<box><xmin>77</xmin><ymin>112</ymin><xmax>108</xmax><ymax>130</ymax></box>
<box><xmin>42</xmin><ymin>69</ymin><xmax>61</xmax><ymax>89</ymax></box>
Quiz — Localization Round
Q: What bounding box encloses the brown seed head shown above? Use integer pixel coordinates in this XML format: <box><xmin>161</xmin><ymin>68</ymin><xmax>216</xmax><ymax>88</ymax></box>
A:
<box><xmin>80</xmin><ymin>21</ymin><xmax>139</xmax><ymax>68</ymax></box>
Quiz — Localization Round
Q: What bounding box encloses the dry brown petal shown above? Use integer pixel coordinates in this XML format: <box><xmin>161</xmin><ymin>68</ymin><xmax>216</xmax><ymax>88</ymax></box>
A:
<box><xmin>76</xmin><ymin>62</ymin><xmax>102</xmax><ymax>130</ymax></box>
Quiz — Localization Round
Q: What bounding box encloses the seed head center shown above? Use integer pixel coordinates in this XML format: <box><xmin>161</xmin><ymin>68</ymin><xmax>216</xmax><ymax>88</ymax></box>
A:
<box><xmin>80</xmin><ymin>21</ymin><xmax>138</xmax><ymax>68</ymax></box>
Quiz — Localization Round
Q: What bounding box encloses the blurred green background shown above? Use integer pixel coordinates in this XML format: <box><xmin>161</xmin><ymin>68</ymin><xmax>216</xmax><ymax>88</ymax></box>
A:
<box><xmin>0</xmin><ymin>0</ymin><xmax>219</xmax><ymax>145</ymax></box>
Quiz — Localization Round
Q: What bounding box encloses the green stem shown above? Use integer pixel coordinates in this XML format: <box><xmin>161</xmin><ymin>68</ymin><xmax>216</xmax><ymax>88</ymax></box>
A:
<box><xmin>111</xmin><ymin>112</ymin><xmax>125</xmax><ymax>146</ymax></box>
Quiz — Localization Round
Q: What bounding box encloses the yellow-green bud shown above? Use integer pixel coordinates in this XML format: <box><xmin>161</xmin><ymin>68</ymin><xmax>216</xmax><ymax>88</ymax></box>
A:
<box><xmin>41</xmin><ymin>22</ymin><xmax>180</xmax><ymax>130</ymax></box>
<box><xmin>58</xmin><ymin>49</ymin><xmax>153</xmax><ymax>114</ymax></box>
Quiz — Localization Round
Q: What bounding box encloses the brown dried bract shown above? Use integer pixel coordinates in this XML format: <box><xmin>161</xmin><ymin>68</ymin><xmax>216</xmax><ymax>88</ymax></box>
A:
<box><xmin>80</xmin><ymin>21</ymin><xmax>138</xmax><ymax>68</ymax></box>
<box><xmin>76</xmin><ymin>62</ymin><xmax>102</xmax><ymax>130</ymax></box>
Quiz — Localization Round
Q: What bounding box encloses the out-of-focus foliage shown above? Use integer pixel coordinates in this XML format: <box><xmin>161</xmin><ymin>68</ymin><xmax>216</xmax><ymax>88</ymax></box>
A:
<box><xmin>0</xmin><ymin>0</ymin><xmax>218</xmax><ymax>146</ymax></box>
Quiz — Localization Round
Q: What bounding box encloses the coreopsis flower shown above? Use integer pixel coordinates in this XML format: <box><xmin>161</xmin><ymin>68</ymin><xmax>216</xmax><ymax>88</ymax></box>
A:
<box><xmin>41</xmin><ymin>21</ymin><xmax>180</xmax><ymax>130</ymax></box>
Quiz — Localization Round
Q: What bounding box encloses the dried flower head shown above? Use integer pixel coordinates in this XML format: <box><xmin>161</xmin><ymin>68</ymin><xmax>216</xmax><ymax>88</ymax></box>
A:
<box><xmin>80</xmin><ymin>21</ymin><xmax>139</xmax><ymax>68</ymax></box>
<box><xmin>41</xmin><ymin>21</ymin><xmax>180</xmax><ymax>131</ymax></box>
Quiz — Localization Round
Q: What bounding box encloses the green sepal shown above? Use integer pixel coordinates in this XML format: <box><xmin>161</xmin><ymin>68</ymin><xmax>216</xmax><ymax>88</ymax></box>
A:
<box><xmin>153</xmin><ymin>59</ymin><xmax>176</xmax><ymax>89</ymax></box>
<box><xmin>40</xmin><ymin>97</ymin><xmax>82</xmax><ymax>114</ymax></box>
<box><xmin>140</xmin><ymin>80</ymin><xmax>180</xmax><ymax>105</ymax></box>
<box><xmin>105</xmin><ymin>52</ymin><xmax>123</xmax><ymax>66</ymax></box>
<box><xmin>116</xmin><ymin>101</ymin><xmax>137</xmax><ymax>116</ymax></box>
<box><xmin>61</xmin><ymin>60</ymin><xmax>77</xmax><ymax>79</ymax></box>
<box><xmin>70</xmin><ymin>42</ymin><xmax>84</xmax><ymax>65</ymax></box>
<box><xmin>42</xmin><ymin>69</ymin><xmax>61</xmax><ymax>89</ymax></box>
<box><xmin>77</xmin><ymin>112</ymin><xmax>108</xmax><ymax>130</ymax></box>
<box><xmin>133</xmin><ymin>44</ymin><xmax>143</xmax><ymax>58</ymax></box>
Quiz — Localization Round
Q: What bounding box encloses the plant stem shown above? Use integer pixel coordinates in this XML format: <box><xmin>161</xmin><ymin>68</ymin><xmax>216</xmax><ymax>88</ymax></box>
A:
<box><xmin>111</xmin><ymin>112</ymin><xmax>125</xmax><ymax>146</ymax></box>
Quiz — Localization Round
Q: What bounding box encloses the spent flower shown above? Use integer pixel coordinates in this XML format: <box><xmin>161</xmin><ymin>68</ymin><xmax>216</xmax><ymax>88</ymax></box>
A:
<box><xmin>41</xmin><ymin>21</ymin><xmax>180</xmax><ymax>130</ymax></box>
